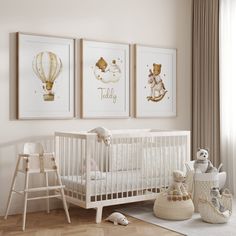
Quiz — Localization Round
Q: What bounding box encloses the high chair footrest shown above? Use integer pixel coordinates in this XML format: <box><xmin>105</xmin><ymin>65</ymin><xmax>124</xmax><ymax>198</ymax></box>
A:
<box><xmin>27</xmin><ymin>194</ymin><xmax>61</xmax><ymax>201</ymax></box>
<box><xmin>25</xmin><ymin>185</ymin><xmax>65</xmax><ymax>192</ymax></box>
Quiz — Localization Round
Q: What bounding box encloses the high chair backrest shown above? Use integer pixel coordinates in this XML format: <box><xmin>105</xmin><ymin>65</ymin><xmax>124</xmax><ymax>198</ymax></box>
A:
<box><xmin>23</xmin><ymin>142</ymin><xmax>44</xmax><ymax>155</ymax></box>
<box><xmin>22</xmin><ymin>142</ymin><xmax>54</xmax><ymax>172</ymax></box>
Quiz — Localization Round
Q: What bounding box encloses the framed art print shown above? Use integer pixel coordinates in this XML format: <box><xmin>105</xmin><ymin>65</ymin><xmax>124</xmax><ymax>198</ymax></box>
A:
<box><xmin>135</xmin><ymin>45</ymin><xmax>176</xmax><ymax>117</ymax></box>
<box><xmin>18</xmin><ymin>33</ymin><xmax>74</xmax><ymax>119</ymax></box>
<box><xmin>81</xmin><ymin>39</ymin><xmax>129</xmax><ymax>118</ymax></box>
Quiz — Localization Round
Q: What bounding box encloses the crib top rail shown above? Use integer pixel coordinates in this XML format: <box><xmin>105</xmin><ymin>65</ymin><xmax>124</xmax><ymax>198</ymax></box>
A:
<box><xmin>55</xmin><ymin>129</ymin><xmax>190</xmax><ymax>140</ymax></box>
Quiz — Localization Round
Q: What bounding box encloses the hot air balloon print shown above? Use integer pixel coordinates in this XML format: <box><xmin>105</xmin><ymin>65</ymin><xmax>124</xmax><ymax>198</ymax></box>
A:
<box><xmin>32</xmin><ymin>51</ymin><xmax>62</xmax><ymax>101</ymax></box>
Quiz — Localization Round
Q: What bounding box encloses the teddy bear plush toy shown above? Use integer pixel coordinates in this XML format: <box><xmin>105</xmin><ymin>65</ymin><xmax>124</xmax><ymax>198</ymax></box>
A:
<box><xmin>167</xmin><ymin>170</ymin><xmax>190</xmax><ymax>201</ymax></box>
<box><xmin>194</xmin><ymin>148</ymin><xmax>217</xmax><ymax>173</ymax></box>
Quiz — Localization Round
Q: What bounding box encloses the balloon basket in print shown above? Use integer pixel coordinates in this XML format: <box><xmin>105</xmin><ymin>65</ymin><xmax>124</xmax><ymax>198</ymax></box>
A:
<box><xmin>32</xmin><ymin>51</ymin><xmax>62</xmax><ymax>102</ymax></box>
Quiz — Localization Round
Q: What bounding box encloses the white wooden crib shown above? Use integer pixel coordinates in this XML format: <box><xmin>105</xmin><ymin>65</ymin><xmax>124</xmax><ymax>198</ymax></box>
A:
<box><xmin>55</xmin><ymin>129</ymin><xmax>190</xmax><ymax>223</ymax></box>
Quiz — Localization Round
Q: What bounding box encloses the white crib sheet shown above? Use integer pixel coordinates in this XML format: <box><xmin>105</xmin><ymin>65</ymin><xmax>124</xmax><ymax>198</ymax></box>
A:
<box><xmin>61</xmin><ymin>170</ymin><xmax>170</xmax><ymax>196</ymax></box>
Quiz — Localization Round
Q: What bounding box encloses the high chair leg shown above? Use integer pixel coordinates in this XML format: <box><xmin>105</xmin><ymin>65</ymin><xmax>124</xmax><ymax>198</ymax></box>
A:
<box><xmin>55</xmin><ymin>169</ymin><xmax>71</xmax><ymax>223</ymax></box>
<box><xmin>61</xmin><ymin>188</ymin><xmax>71</xmax><ymax>223</ymax></box>
<box><xmin>45</xmin><ymin>172</ymin><xmax>50</xmax><ymax>213</ymax></box>
<box><xmin>4</xmin><ymin>156</ymin><xmax>21</xmax><ymax>219</ymax></box>
<box><xmin>22</xmin><ymin>172</ymin><xmax>29</xmax><ymax>231</ymax></box>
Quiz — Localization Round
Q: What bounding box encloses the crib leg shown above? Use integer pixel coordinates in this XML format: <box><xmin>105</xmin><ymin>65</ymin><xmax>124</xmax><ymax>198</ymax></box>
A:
<box><xmin>95</xmin><ymin>206</ymin><xmax>103</xmax><ymax>223</ymax></box>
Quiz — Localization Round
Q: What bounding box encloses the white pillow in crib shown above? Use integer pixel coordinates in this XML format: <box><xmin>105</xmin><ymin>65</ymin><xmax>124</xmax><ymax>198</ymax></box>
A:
<box><xmin>109</xmin><ymin>144</ymin><xmax>142</xmax><ymax>171</ymax></box>
<box><xmin>82</xmin><ymin>171</ymin><xmax>106</xmax><ymax>180</ymax></box>
<box><xmin>89</xmin><ymin>171</ymin><xmax>106</xmax><ymax>180</ymax></box>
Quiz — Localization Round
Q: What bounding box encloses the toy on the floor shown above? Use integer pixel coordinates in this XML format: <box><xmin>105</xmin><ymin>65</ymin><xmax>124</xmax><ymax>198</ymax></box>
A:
<box><xmin>153</xmin><ymin>170</ymin><xmax>194</xmax><ymax>220</ymax></box>
<box><xmin>88</xmin><ymin>126</ymin><xmax>112</xmax><ymax>146</ymax></box>
<box><xmin>105</xmin><ymin>212</ymin><xmax>129</xmax><ymax>226</ymax></box>
<box><xmin>194</xmin><ymin>148</ymin><xmax>217</xmax><ymax>173</ymax></box>
<box><xmin>198</xmin><ymin>188</ymin><xmax>232</xmax><ymax>224</ymax></box>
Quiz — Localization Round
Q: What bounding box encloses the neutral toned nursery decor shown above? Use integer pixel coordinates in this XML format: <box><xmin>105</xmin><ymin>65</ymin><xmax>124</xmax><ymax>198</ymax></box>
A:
<box><xmin>4</xmin><ymin>142</ymin><xmax>71</xmax><ymax>230</ymax></box>
<box><xmin>55</xmin><ymin>129</ymin><xmax>190</xmax><ymax>223</ymax></box>
<box><xmin>135</xmin><ymin>45</ymin><xmax>176</xmax><ymax>117</ymax></box>
<box><xmin>17</xmin><ymin>33</ymin><xmax>75</xmax><ymax>119</ymax></box>
<box><xmin>81</xmin><ymin>39</ymin><xmax>129</xmax><ymax>118</ymax></box>
<box><xmin>153</xmin><ymin>170</ymin><xmax>194</xmax><ymax>220</ymax></box>
<box><xmin>198</xmin><ymin>188</ymin><xmax>232</xmax><ymax>224</ymax></box>
<box><xmin>192</xmin><ymin>0</ymin><xmax>220</xmax><ymax>167</ymax></box>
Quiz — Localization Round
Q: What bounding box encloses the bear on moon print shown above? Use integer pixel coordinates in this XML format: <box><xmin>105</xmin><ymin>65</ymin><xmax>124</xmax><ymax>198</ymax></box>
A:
<box><xmin>93</xmin><ymin>57</ymin><xmax>122</xmax><ymax>83</ymax></box>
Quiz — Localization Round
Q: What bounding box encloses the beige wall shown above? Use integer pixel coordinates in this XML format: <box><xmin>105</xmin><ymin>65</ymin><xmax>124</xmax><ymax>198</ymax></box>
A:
<box><xmin>0</xmin><ymin>0</ymin><xmax>192</xmax><ymax>215</ymax></box>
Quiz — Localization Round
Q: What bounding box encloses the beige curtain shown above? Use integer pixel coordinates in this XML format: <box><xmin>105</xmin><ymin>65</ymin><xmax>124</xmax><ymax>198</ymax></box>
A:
<box><xmin>192</xmin><ymin>0</ymin><xmax>220</xmax><ymax>166</ymax></box>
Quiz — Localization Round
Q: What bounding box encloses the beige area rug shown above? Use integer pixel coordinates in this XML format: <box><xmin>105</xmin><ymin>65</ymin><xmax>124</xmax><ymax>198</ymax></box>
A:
<box><xmin>117</xmin><ymin>200</ymin><xmax>236</xmax><ymax>236</ymax></box>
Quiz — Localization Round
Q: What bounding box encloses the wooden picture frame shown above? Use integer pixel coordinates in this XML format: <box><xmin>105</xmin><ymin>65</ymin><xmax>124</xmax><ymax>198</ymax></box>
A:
<box><xmin>17</xmin><ymin>33</ymin><xmax>75</xmax><ymax>119</ymax></box>
<box><xmin>81</xmin><ymin>39</ymin><xmax>130</xmax><ymax>118</ymax></box>
<box><xmin>135</xmin><ymin>45</ymin><xmax>176</xmax><ymax>117</ymax></box>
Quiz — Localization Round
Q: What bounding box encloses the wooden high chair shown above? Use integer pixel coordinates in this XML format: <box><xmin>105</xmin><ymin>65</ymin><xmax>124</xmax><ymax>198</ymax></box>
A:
<box><xmin>4</xmin><ymin>142</ymin><xmax>71</xmax><ymax>231</ymax></box>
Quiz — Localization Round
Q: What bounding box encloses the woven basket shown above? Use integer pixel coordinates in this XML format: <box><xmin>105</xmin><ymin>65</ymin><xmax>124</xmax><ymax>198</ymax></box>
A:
<box><xmin>198</xmin><ymin>189</ymin><xmax>232</xmax><ymax>224</ymax></box>
<box><xmin>193</xmin><ymin>172</ymin><xmax>219</xmax><ymax>212</ymax></box>
<box><xmin>153</xmin><ymin>192</ymin><xmax>194</xmax><ymax>220</ymax></box>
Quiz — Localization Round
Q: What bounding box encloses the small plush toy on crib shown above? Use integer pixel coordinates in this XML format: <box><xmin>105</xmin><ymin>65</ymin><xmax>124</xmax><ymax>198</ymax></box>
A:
<box><xmin>194</xmin><ymin>148</ymin><xmax>217</xmax><ymax>173</ymax></box>
<box><xmin>88</xmin><ymin>127</ymin><xmax>112</xmax><ymax>146</ymax></box>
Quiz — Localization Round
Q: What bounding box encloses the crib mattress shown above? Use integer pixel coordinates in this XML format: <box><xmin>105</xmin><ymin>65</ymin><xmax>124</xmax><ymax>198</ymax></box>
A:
<box><xmin>61</xmin><ymin>170</ymin><xmax>170</xmax><ymax>196</ymax></box>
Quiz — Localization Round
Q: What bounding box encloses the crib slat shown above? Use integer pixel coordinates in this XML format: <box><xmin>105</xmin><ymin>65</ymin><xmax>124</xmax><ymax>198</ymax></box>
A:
<box><xmin>136</xmin><ymin>138</ymin><xmax>139</xmax><ymax>195</ymax></box>
<box><xmin>144</xmin><ymin>137</ymin><xmax>147</xmax><ymax>193</ymax></box>
<box><xmin>85</xmin><ymin>137</ymin><xmax>92</xmax><ymax>205</ymax></box>
<box><xmin>71</xmin><ymin>138</ymin><xmax>74</xmax><ymax>196</ymax></box>
<box><xmin>105</xmin><ymin>143</ymin><xmax>108</xmax><ymax>201</ymax></box>
<box><xmin>126</xmin><ymin>137</ymin><xmax>129</xmax><ymax>197</ymax></box>
<box><xmin>63</xmin><ymin>137</ymin><xmax>66</xmax><ymax>186</ymax></box>
<box><xmin>131</xmin><ymin>138</ymin><xmax>134</xmax><ymax>197</ymax></box>
<box><xmin>75</xmin><ymin>138</ymin><xmax>79</xmax><ymax>199</ymax></box>
<box><xmin>110</xmin><ymin>144</ymin><xmax>113</xmax><ymax>200</ymax></box>
<box><xmin>94</xmin><ymin>140</ymin><xmax>97</xmax><ymax>202</ymax></box>
<box><xmin>116</xmin><ymin>138</ymin><xmax>119</xmax><ymax>198</ymax></box>
<box><xmin>154</xmin><ymin>137</ymin><xmax>158</xmax><ymax>192</ymax></box>
<box><xmin>80</xmin><ymin>139</ymin><xmax>83</xmax><ymax>200</ymax></box>
<box><xmin>160</xmin><ymin>136</ymin><xmax>163</xmax><ymax>189</ymax></box>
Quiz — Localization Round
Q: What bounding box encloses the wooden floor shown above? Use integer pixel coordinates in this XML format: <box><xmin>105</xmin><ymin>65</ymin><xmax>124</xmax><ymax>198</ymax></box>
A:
<box><xmin>0</xmin><ymin>204</ymin><xmax>182</xmax><ymax>236</ymax></box>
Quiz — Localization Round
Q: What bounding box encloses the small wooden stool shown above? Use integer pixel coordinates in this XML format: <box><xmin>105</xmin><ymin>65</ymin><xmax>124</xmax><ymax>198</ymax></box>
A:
<box><xmin>4</xmin><ymin>142</ymin><xmax>71</xmax><ymax>230</ymax></box>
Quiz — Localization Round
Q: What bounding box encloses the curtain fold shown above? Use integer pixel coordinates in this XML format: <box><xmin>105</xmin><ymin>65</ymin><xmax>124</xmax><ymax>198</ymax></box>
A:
<box><xmin>219</xmin><ymin>0</ymin><xmax>236</xmax><ymax>193</ymax></box>
<box><xmin>192</xmin><ymin>0</ymin><xmax>220</xmax><ymax>166</ymax></box>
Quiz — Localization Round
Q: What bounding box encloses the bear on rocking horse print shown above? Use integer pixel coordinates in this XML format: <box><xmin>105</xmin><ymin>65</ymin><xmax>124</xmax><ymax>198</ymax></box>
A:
<box><xmin>147</xmin><ymin>63</ymin><xmax>167</xmax><ymax>102</ymax></box>
<box><xmin>135</xmin><ymin>45</ymin><xmax>176</xmax><ymax>117</ymax></box>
